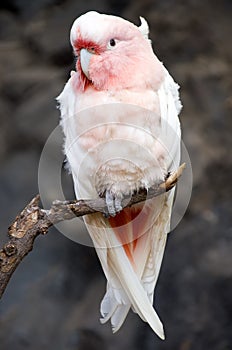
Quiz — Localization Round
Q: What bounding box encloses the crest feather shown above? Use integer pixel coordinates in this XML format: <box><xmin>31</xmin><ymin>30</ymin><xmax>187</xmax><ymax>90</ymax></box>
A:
<box><xmin>138</xmin><ymin>17</ymin><xmax>149</xmax><ymax>39</ymax></box>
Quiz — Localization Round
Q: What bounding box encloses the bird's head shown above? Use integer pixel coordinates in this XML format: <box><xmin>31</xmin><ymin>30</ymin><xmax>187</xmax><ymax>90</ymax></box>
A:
<box><xmin>70</xmin><ymin>11</ymin><xmax>163</xmax><ymax>91</ymax></box>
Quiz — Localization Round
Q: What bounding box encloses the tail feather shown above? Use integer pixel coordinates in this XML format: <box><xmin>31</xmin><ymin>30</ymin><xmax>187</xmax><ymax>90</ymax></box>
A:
<box><xmin>111</xmin><ymin>305</ymin><xmax>131</xmax><ymax>333</ymax></box>
<box><xmin>100</xmin><ymin>283</ymin><xmax>131</xmax><ymax>331</ymax></box>
<box><xmin>109</xmin><ymin>244</ymin><xmax>165</xmax><ymax>339</ymax></box>
<box><xmin>84</xmin><ymin>195</ymin><xmax>171</xmax><ymax>339</ymax></box>
<box><xmin>100</xmin><ymin>287</ymin><xmax>117</xmax><ymax>324</ymax></box>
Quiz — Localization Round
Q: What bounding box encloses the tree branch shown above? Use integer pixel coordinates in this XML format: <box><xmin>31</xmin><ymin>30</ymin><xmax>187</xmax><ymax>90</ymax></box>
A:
<box><xmin>0</xmin><ymin>163</ymin><xmax>185</xmax><ymax>298</ymax></box>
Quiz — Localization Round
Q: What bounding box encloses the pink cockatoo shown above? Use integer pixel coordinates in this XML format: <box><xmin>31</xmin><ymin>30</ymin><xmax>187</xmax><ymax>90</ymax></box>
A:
<box><xmin>57</xmin><ymin>11</ymin><xmax>182</xmax><ymax>339</ymax></box>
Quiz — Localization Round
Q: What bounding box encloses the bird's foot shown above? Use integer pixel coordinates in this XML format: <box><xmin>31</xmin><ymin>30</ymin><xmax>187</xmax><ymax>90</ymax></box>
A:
<box><xmin>105</xmin><ymin>190</ymin><xmax>123</xmax><ymax>217</ymax></box>
<box><xmin>100</xmin><ymin>182</ymin><xmax>135</xmax><ymax>217</ymax></box>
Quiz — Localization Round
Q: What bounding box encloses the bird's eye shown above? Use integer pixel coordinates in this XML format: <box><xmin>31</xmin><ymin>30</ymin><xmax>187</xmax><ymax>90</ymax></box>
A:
<box><xmin>109</xmin><ymin>39</ymin><xmax>116</xmax><ymax>47</ymax></box>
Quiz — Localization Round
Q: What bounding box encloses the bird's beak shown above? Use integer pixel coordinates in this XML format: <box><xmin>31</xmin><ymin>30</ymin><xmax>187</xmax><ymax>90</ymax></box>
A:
<box><xmin>80</xmin><ymin>49</ymin><xmax>93</xmax><ymax>80</ymax></box>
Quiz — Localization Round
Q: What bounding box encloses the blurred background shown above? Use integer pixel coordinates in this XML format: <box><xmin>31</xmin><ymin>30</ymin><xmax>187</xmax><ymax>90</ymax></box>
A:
<box><xmin>0</xmin><ymin>0</ymin><xmax>231</xmax><ymax>349</ymax></box>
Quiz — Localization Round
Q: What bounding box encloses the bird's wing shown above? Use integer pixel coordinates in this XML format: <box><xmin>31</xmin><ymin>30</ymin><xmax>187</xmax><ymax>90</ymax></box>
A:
<box><xmin>142</xmin><ymin>71</ymin><xmax>182</xmax><ymax>302</ymax></box>
<box><xmin>158</xmin><ymin>69</ymin><xmax>182</xmax><ymax>171</ymax></box>
<box><xmin>140</xmin><ymin>70</ymin><xmax>182</xmax><ymax>303</ymax></box>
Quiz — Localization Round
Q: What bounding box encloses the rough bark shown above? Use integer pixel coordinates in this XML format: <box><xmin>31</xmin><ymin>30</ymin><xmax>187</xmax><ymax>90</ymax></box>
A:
<box><xmin>0</xmin><ymin>163</ymin><xmax>185</xmax><ymax>298</ymax></box>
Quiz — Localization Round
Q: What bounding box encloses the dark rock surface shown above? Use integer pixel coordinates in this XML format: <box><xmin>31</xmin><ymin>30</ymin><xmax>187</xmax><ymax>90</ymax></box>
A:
<box><xmin>0</xmin><ymin>1</ymin><xmax>231</xmax><ymax>349</ymax></box>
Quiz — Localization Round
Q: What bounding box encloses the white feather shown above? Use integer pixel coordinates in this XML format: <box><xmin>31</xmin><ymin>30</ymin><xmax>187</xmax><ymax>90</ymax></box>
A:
<box><xmin>158</xmin><ymin>69</ymin><xmax>182</xmax><ymax>171</ymax></box>
<box><xmin>84</xmin><ymin>211</ymin><xmax>165</xmax><ymax>339</ymax></box>
<box><xmin>138</xmin><ymin>17</ymin><xmax>149</xmax><ymax>39</ymax></box>
<box><xmin>57</xmin><ymin>13</ymin><xmax>182</xmax><ymax>338</ymax></box>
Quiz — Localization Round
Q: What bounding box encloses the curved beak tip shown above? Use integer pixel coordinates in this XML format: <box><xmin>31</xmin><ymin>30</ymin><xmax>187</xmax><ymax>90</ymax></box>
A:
<box><xmin>80</xmin><ymin>48</ymin><xmax>92</xmax><ymax>80</ymax></box>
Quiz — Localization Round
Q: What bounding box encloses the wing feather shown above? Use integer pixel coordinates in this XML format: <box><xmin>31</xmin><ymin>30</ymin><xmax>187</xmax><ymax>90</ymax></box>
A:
<box><xmin>139</xmin><ymin>71</ymin><xmax>182</xmax><ymax>303</ymax></box>
<box><xmin>158</xmin><ymin>70</ymin><xmax>182</xmax><ymax>171</ymax></box>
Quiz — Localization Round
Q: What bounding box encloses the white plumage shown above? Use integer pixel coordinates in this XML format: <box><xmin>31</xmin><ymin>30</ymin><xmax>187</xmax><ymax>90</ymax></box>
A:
<box><xmin>57</xmin><ymin>11</ymin><xmax>182</xmax><ymax>339</ymax></box>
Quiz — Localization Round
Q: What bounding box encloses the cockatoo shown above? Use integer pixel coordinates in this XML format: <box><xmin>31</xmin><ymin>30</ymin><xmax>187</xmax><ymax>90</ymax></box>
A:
<box><xmin>57</xmin><ymin>11</ymin><xmax>182</xmax><ymax>339</ymax></box>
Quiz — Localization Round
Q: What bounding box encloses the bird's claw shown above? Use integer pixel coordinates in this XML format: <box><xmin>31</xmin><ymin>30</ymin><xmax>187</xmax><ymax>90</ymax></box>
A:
<box><xmin>105</xmin><ymin>190</ymin><xmax>123</xmax><ymax>217</ymax></box>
